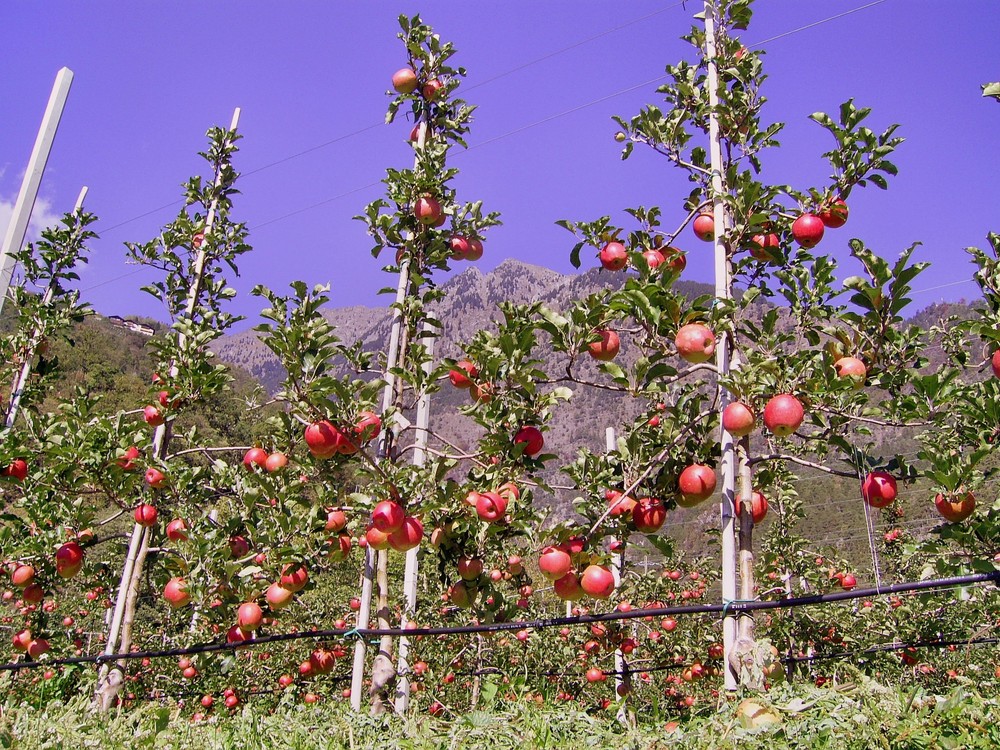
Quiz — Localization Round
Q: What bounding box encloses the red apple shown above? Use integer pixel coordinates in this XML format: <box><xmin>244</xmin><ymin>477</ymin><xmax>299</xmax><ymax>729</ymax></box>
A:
<box><xmin>365</xmin><ymin>524</ymin><xmax>391</xmax><ymax>550</ymax></box>
<box><xmin>229</xmin><ymin>535</ymin><xmax>250</xmax><ymax>558</ymax></box>
<box><xmin>839</xmin><ymin>573</ymin><xmax>857</xmax><ymax>590</ymax></box>
<box><xmin>861</xmin><ymin>471</ymin><xmax>897</xmax><ymax>509</ymax></box>
<box><xmin>587</xmin><ymin>329</ymin><xmax>620</xmax><ymax>361</ymax></box>
<box><xmin>513</xmin><ymin>425</ymin><xmax>544</xmax><ymax>457</ymax></box>
<box><xmin>449</xmin><ymin>581</ymin><xmax>477</xmax><ymax>608</ymax></box>
<box><xmin>2</xmin><ymin>458</ymin><xmax>27</xmax><ymax>482</ymax></box>
<box><xmin>599</xmin><ymin>242</ymin><xmax>628</xmax><ymax>271</ymax></box>
<box><xmin>265</xmin><ymin>452</ymin><xmax>288</xmax><ymax>473</ymax></box>
<box><xmin>243</xmin><ymin>447</ymin><xmax>268</xmax><ymax>469</ymax></box>
<box><xmin>553</xmin><ymin>572</ymin><xmax>583</xmax><ymax>601</ymax></box>
<box><xmin>422</xmin><ymin>78</ymin><xmax>444</xmax><ymax>100</ymax></box>
<box><xmin>134</xmin><ymin>503</ymin><xmax>158</xmax><ymax>527</ymax></box>
<box><xmin>934</xmin><ymin>492</ymin><xmax>975</xmax><ymax>523</ymax></box>
<box><xmin>991</xmin><ymin>350</ymin><xmax>1000</xmax><ymax>378</ymax></box>
<box><xmin>164</xmin><ymin>577</ymin><xmax>191</xmax><ymax>609</ymax></box>
<box><xmin>538</xmin><ymin>547</ymin><xmax>572</xmax><ymax>581</ymax></box>
<box><xmin>116</xmin><ymin>446</ymin><xmax>141</xmax><ymax>471</ymax></box>
<box><xmin>818</xmin><ymin>198</ymin><xmax>848</xmax><ymax>228</ymax></box>
<box><xmin>11</xmin><ymin>564</ymin><xmax>35</xmax><ymax>588</ymax></box>
<box><xmin>237</xmin><ymin>602</ymin><xmax>263</xmax><ymax>632</ymax></box>
<box><xmin>354</xmin><ymin>411</ymin><xmax>382</xmax><ymax>442</ymax></box>
<box><xmin>664</xmin><ymin>247</ymin><xmax>686</xmax><ymax>273</ymax></box>
<box><xmin>449</xmin><ymin>235</ymin><xmax>470</xmax><ymax>260</ymax></box>
<box><xmin>165</xmin><ymin>518</ymin><xmax>188</xmax><ymax>542</ymax></box>
<box><xmin>791</xmin><ymin>214</ymin><xmax>824</xmax><ymax>248</ymax></box>
<box><xmin>280</xmin><ymin>564</ymin><xmax>309</xmax><ymax>592</ymax></box>
<box><xmin>476</xmin><ymin>491</ymin><xmax>508</xmax><ymax>522</ymax></box>
<box><xmin>392</xmin><ymin>67</ymin><xmax>418</xmax><ymax>94</ymax></box>
<box><xmin>265</xmin><ymin>582</ymin><xmax>295</xmax><ymax>610</ymax></box>
<box><xmin>372</xmin><ymin>500</ymin><xmax>405</xmax><ymax>533</ymax></box>
<box><xmin>449</xmin><ymin>360</ymin><xmax>478</xmax><ymax>388</ymax></box>
<box><xmin>580</xmin><ymin>565</ymin><xmax>616</xmax><ymax>600</ymax></box>
<box><xmin>763</xmin><ymin>394</ymin><xmax>804</xmax><ymax>437</ymax></box>
<box><xmin>465</xmin><ymin>239</ymin><xmax>484</xmax><ymax>261</ymax></box>
<box><xmin>749</xmin><ymin>232</ymin><xmax>780</xmax><ymax>262</ymax></box>
<box><xmin>144</xmin><ymin>468</ymin><xmax>166</xmax><ymax>489</ymax></box>
<box><xmin>693</xmin><ymin>213</ymin><xmax>714</xmax><ymax>241</ymax></box>
<box><xmin>677</xmin><ymin>464</ymin><xmax>717</xmax><ymax>506</ymax></box>
<box><xmin>722</xmin><ymin>401</ymin><xmax>755</xmax><ymax>437</ymax></box>
<box><xmin>304</xmin><ymin>420</ymin><xmax>341</xmax><ymax>459</ymax></box>
<box><xmin>632</xmin><ymin>497</ymin><xmax>667</xmax><ymax>533</ymax></box>
<box><xmin>642</xmin><ymin>248</ymin><xmax>665</xmax><ymax>269</ymax></box>
<box><xmin>469</xmin><ymin>381</ymin><xmax>493</xmax><ymax>403</ymax></box>
<box><xmin>55</xmin><ymin>541</ymin><xmax>84</xmax><ymax>568</ymax></box>
<box><xmin>27</xmin><ymin>638</ymin><xmax>49</xmax><ymax>658</ymax></box>
<box><xmin>497</xmin><ymin>482</ymin><xmax>520</xmax><ymax>503</ymax></box>
<box><xmin>22</xmin><ymin>583</ymin><xmax>43</xmax><ymax>604</ymax></box>
<box><xmin>414</xmin><ymin>195</ymin><xmax>442</xmax><ymax>225</ymax></box>
<box><xmin>675</xmin><ymin>323</ymin><xmax>716</xmax><ymax>364</ymax></box>
<box><xmin>457</xmin><ymin>557</ymin><xmax>484</xmax><ymax>581</ymax></box>
<box><xmin>585</xmin><ymin>667</ymin><xmax>607</xmax><ymax>683</ymax></box>
<box><xmin>741</xmin><ymin>491</ymin><xmax>768</xmax><ymax>524</ymax></box>
<box><xmin>606</xmin><ymin>489</ymin><xmax>636</xmax><ymax>518</ymax></box>
<box><xmin>387</xmin><ymin>516</ymin><xmax>423</xmax><ymax>552</ymax></box>
<box><xmin>834</xmin><ymin>356</ymin><xmax>867</xmax><ymax>389</ymax></box>
<box><xmin>326</xmin><ymin>533</ymin><xmax>353</xmax><ymax>562</ymax></box>
<box><xmin>143</xmin><ymin>406</ymin><xmax>164</xmax><ymax>427</ymax></box>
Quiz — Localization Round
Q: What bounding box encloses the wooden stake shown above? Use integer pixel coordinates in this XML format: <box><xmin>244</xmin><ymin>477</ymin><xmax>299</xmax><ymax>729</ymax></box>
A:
<box><xmin>0</xmin><ymin>68</ymin><xmax>74</xmax><ymax>317</ymax></box>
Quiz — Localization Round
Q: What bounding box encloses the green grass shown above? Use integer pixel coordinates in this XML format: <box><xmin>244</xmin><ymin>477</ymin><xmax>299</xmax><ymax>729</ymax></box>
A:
<box><xmin>2</xmin><ymin>677</ymin><xmax>998</xmax><ymax>749</ymax></box>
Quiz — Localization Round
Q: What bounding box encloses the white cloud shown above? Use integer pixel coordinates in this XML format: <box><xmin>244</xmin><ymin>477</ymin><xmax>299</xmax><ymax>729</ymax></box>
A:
<box><xmin>0</xmin><ymin>194</ymin><xmax>62</xmax><ymax>248</ymax></box>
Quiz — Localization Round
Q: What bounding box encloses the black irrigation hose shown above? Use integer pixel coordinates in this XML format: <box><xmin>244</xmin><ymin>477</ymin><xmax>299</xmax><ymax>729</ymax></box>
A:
<box><xmin>783</xmin><ymin>635</ymin><xmax>1000</xmax><ymax>665</ymax></box>
<box><xmin>4</xmin><ymin>571</ymin><xmax>997</xmax><ymax>673</ymax></box>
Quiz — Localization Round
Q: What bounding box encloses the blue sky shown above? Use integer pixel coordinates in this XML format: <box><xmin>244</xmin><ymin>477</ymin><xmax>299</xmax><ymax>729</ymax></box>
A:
<box><xmin>2</xmin><ymin>1</ymin><xmax>999</xmax><ymax>326</ymax></box>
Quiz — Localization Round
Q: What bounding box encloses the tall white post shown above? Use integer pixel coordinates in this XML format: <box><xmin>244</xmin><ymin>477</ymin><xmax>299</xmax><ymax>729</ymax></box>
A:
<box><xmin>704</xmin><ymin>1</ymin><xmax>739</xmax><ymax>691</ymax></box>
<box><xmin>606</xmin><ymin>427</ymin><xmax>629</xmax><ymax>722</ymax></box>
<box><xmin>0</xmin><ymin>68</ymin><xmax>74</xmax><ymax>316</ymax></box>
<box><xmin>394</xmin><ymin>324</ymin><xmax>434</xmax><ymax>713</ymax></box>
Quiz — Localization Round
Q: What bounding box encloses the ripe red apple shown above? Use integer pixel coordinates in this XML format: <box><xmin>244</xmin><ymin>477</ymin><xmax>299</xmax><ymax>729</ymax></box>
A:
<box><xmin>165</xmin><ymin>518</ymin><xmax>188</xmax><ymax>542</ymax></box>
<box><xmin>449</xmin><ymin>235</ymin><xmax>470</xmax><ymax>260</ymax></box>
<box><xmin>599</xmin><ymin>242</ymin><xmax>628</xmax><ymax>271</ymax></box>
<box><xmin>422</xmin><ymin>78</ymin><xmax>444</xmax><ymax>100</ymax></box>
<box><xmin>325</xmin><ymin>509</ymin><xmax>347</xmax><ymax>533</ymax></box>
<box><xmin>456</xmin><ymin>556</ymin><xmax>484</xmax><ymax>581</ymax></box>
<box><xmin>365</xmin><ymin>524</ymin><xmax>391</xmax><ymax>550</ymax></box>
<box><xmin>475</xmin><ymin>491</ymin><xmax>507</xmax><ymax>522</ymax></box>
<box><xmin>265</xmin><ymin>452</ymin><xmax>288</xmax><ymax>472</ymax></box>
<box><xmin>642</xmin><ymin>248</ymin><xmax>665</xmax><ymax>269</ymax></box>
<box><xmin>741</xmin><ymin>491</ymin><xmax>768</xmax><ymax>524</ymax></box>
<box><xmin>11</xmin><ymin>564</ymin><xmax>35</xmax><ymax>588</ymax></box>
<box><xmin>818</xmin><ymin>198</ymin><xmax>848</xmax><ymax>228</ymax></box>
<box><xmin>134</xmin><ymin>503</ymin><xmax>158</xmax><ymax>527</ymax></box>
<box><xmin>449</xmin><ymin>360</ymin><xmax>478</xmax><ymax>388</ymax></box>
<box><xmin>722</xmin><ymin>401</ymin><xmax>755</xmax><ymax>437</ymax></box>
<box><xmin>327</xmin><ymin>533</ymin><xmax>353</xmax><ymax>562</ymax></box>
<box><xmin>355</xmin><ymin>411</ymin><xmax>382</xmax><ymax>442</ymax></box>
<box><xmin>675</xmin><ymin>323</ymin><xmax>716</xmax><ymax>363</ymax></box>
<box><xmin>414</xmin><ymin>195</ymin><xmax>442</xmax><ymax>225</ymax></box>
<box><xmin>469</xmin><ymin>381</ymin><xmax>493</xmax><ymax>403</ymax></box>
<box><xmin>538</xmin><ymin>547</ymin><xmax>572</xmax><ymax>581</ymax></box>
<box><xmin>144</xmin><ymin>468</ymin><xmax>166</xmax><ymax>489</ymax></box>
<box><xmin>27</xmin><ymin>638</ymin><xmax>49</xmax><ymax>658</ymax></box>
<box><xmin>229</xmin><ymin>535</ymin><xmax>250</xmax><ymax>558</ymax></box>
<box><xmin>237</xmin><ymin>602</ymin><xmax>263</xmax><ymax>632</ymax></box>
<box><xmin>633</xmin><ymin>497</ymin><xmax>667</xmax><ymax>533</ymax></box>
<box><xmin>934</xmin><ymin>492</ymin><xmax>975</xmax><ymax>523</ymax></box>
<box><xmin>372</xmin><ymin>500</ymin><xmax>405</xmax><ymax>533</ymax></box>
<box><xmin>992</xmin><ymin>350</ymin><xmax>1000</xmax><ymax>378</ymax></box>
<box><xmin>242</xmin><ymin>447</ymin><xmax>268</xmax><ymax>469</ymax></box>
<box><xmin>839</xmin><ymin>573</ymin><xmax>857</xmax><ymax>590</ymax></box>
<box><xmin>580</xmin><ymin>565</ymin><xmax>616</xmax><ymax>599</ymax></box>
<box><xmin>791</xmin><ymin>214</ymin><xmax>824</xmax><ymax>248</ymax></box>
<box><xmin>553</xmin><ymin>572</ymin><xmax>583</xmax><ymax>601</ymax></box>
<box><xmin>280</xmin><ymin>564</ymin><xmax>309</xmax><ymax>592</ymax></box>
<box><xmin>143</xmin><ymin>405</ymin><xmax>164</xmax><ymax>427</ymax></box>
<box><xmin>677</xmin><ymin>464</ymin><xmax>717</xmax><ymax>506</ymax></box>
<box><xmin>22</xmin><ymin>583</ymin><xmax>42</xmax><ymax>603</ymax></box>
<box><xmin>749</xmin><ymin>232</ymin><xmax>780</xmax><ymax>262</ymax></box>
<box><xmin>513</xmin><ymin>425</ymin><xmax>544</xmax><ymax>457</ymax></box>
<box><xmin>585</xmin><ymin>667</ymin><xmax>607</xmax><ymax>683</ymax></box>
<box><xmin>664</xmin><ymin>247</ymin><xmax>686</xmax><ymax>273</ymax></box>
<box><xmin>387</xmin><ymin>516</ymin><xmax>423</xmax><ymax>552</ymax></box>
<box><xmin>392</xmin><ymin>67</ymin><xmax>418</xmax><ymax>94</ymax></box>
<box><xmin>2</xmin><ymin>458</ymin><xmax>28</xmax><ymax>482</ymax></box>
<box><xmin>693</xmin><ymin>213</ymin><xmax>714</xmax><ymax>241</ymax></box>
<box><xmin>497</xmin><ymin>482</ymin><xmax>520</xmax><ymax>503</ymax></box>
<box><xmin>834</xmin><ymin>356</ymin><xmax>867</xmax><ymax>388</ymax></box>
<box><xmin>304</xmin><ymin>420</ymin><xmax>341</xmax><ymax>459</ymax></box>
<box><xmin>587</xmin><ymin>329</ymin><xmax>620</xmax><ymax>361</ymax></box>
<box><xmin>465</xmin><ymin>238</ymin><xmax>484</xmax><ymax>261</ymax></box>
<box><xmin>862</xmin><ymin>471</ymin><xmax>897</xmax><ymax>508</ymax></box>
<box><xmin>763</xmin><ymin>394</ymin><xmax>804</xmax><ymax>437</ymax></box>
<box><xmin>116</xmin><ymin>446</ymin><xmax>141</xmax><ymax>471</ymax></box>
<box><xmin>164</xmin><ymin>577</ymin><xmax>191</xmax><ymax>609</ymax></box>
<box><xmin>12</xmin><ymin>629</ymin><xmax>31</xmax><ymax>651</ymax></box>
<box><xmin>265</xmin><ymin>582</ymin><xmax>295</xmax><ymax>610</ymax></box>
<box><xmin>55</xmin><ymin>541</ymin><xmax>84</xmax><ymax>568</ymax></box>
<box><xmin>606</xmin><ymin>489</ymin><xmax>637</xmax><ymax>518</ymax></box>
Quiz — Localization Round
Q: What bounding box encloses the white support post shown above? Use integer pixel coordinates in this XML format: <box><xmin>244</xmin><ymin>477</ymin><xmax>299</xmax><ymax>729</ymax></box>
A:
<box><xmin>6</xmin><ymin>186</ymin><xmax>87</xmax><ymax>430</ymax></box>
<box><xmin>0</xmin><ymin>68</ymin><xmax>74</xmax><ymax>317</ymax></box>
<box><xmin>703</xmin><ymin>1</ymin><xmax>739</xmax><ymax>692</ymax></box>
<box><xmin>606</xmin><ymin>427</ymin><xmax>629</xmax><ymax>723</ymax></box>
<box><xmin>394</xmin><ymin>323</ymin><xmax>435</xmax><ymax>713</ymax></box>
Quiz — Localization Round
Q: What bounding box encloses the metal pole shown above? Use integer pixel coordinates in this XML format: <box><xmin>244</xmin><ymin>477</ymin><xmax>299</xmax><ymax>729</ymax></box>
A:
<box><xmin>0</xmin><ymin>68</ymin><xmax>74</xmax><ymax>316</ymax></box>
<box><xmin>606</xmin><ymin>427</ymin><xmax>629</xmax><ymax>722</ymax></box>
<box><xmin>703</xmin><ymin>0</ymin><xmax>739</xmax><ymax>691</ymax></box>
